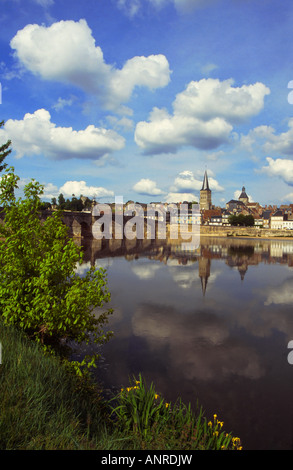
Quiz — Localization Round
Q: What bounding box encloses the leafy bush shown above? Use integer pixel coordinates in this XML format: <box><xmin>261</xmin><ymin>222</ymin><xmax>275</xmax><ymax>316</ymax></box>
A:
<box><xmin>0</xmin><ymin>167</ymin><xmax>113</xmax><ymax>375</ymax></box>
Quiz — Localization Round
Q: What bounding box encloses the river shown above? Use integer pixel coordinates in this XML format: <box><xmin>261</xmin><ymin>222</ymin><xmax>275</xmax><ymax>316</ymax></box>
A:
<box><xmin>74</xmin><ymin>235</ymin><xmax>293</xmax><ymax>450</ymax></box>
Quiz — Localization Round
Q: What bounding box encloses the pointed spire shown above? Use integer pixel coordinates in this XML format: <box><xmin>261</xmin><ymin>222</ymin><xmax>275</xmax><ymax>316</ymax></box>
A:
<box><xmin>201</xmin><ymin>170</ymin><xmax>210</xmax><ymax>191</ymax></box>
<box><xmin>200</xmin><ymin>275</ymin><xmax>208</xmax><ymax>296</ymax></box>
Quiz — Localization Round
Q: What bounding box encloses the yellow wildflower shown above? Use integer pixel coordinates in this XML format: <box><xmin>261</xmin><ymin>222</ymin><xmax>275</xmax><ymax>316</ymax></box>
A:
<box><xmin>213</xmin><ymin>414</ymin><xmax>217</xmax><ymax>421</ymax></box>
<box><xmin>154</xmin><ymin>394</ymin><xmax>159</xmax><ymax>399</ymax></box>
<box><xmin>165</xmin><ymin>402</ymin><xmax>170</xmax><ymax>408</ymax></box>
<box><xmin>208</xmin><ymin>421</ymin><xmax>212</xmax><ymax>427</ymax></box>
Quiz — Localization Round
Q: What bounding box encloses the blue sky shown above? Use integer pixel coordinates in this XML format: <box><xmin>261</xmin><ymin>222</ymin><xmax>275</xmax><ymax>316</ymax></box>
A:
<box><xmin>1</xmin><ymin>0</ymin><xmax>293</xmax><ymax>207</ymax></box>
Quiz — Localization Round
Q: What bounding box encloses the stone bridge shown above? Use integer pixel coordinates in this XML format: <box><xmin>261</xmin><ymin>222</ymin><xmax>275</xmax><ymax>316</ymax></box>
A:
<box><xmin>41</xmin><ymin>209</ymin><xmax>155</xmax><ymax>239</ymax></box>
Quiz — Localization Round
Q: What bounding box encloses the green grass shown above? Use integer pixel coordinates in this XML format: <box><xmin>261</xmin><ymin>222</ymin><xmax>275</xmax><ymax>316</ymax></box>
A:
<box><xmin>0</xmin><ymin>320</ymin><xmax>242</xmax><ymax>450</ymax></box>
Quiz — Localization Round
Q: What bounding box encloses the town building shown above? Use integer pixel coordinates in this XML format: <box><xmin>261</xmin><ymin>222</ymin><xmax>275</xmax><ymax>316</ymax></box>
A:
<box><xmin>226</xmin><ymin>199</ymin><xmax>246</xmax><ymax>213</ymax></box>
<box><xmin>270</xmin><ymin>210</ymin><xmax>284</xmax><ymax>230</ymax></box>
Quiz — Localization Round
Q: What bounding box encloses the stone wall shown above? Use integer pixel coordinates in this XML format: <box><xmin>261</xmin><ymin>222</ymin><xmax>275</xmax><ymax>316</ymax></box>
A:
<box><xmin>199</xmin><ymin>225</ymin><xmax>293</xmax><ymax>239</ymax></box>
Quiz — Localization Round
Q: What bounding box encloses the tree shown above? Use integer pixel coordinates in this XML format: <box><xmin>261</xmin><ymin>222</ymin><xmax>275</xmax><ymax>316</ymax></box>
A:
<box><xmin>58</xmin><ymin>193</ymin><xmax>66</xmax><ymax>209</ymax></box>
<box><xmin>228</xmin><ymin>214</ymin><xmax>255</xmax><ymax>227</ymax></box>
<box><xmin>0</xmin><ymin>121</ymin><xmax>11</xmax><ymax>173</ymax></box>
<box><xmin>0</xmin><ymin>167</ymin><xmax>113</xmax><ymax>375</ymax></box>
<box><xmin>245</xmin><ymin>214</ymin><xmax>254</xmax><ymax>226</ymax></box>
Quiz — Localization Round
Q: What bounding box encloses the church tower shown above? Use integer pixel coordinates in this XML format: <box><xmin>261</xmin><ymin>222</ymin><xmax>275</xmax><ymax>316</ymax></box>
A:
<box><xmin>238</xmin><ymin>186</ymin><xmax>249</xmax><ymax>205</ymax></box>
<box><xmin>200</xmin><ymin>170</ymin><xmax>212</xmax><ymax>211</ymax></box>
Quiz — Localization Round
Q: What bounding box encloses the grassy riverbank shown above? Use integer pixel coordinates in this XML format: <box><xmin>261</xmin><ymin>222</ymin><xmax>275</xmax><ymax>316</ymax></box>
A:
<box><xmin>0</xmin><ymin>320</ymin><xmax>242</xmax><ymax>450</ymax></box>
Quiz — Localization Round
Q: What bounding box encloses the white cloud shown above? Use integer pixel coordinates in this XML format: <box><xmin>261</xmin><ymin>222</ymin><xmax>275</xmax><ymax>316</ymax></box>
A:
<box><xmin>261</xmin><ymin>157</ymin><xmax>293</xmax><ymax>185</ymax></box>
<box><xmin>173</xmin><ymin>79</ymin><xmax>269</xmax><ymax>123</ymax></box>
<box><xmin>233</xmin><ymin>190</ymin><xmax>254</xmax><ymax>202</ymax></box>
<box><xmin>52</xmin><ymin>96</ymin><xmax>76</xmax><ymax>112</ymax></box>
<box><xmin>171</xmin><ymin>170</ymin><xmax>202</xmax><ymax>192</ymax></box>
<box><xmin>11</xmin><ymin>177</ymin><xmax>112</xmax><ymax>201</ymax></box>
<box><xmin>171</xmin><ymin>170</ymin><xmax>224</xmax><ymax>193</ymax></box>
<box><xmin>135</xmin><ymin>78</ymin><xmax>269</xmax><ymax>155</ymax></box>
<box><xmin>200</xmin><ymin>62</ymin><xmax>218</xmax><ymax>75</ymax></box>
<box><xmin>59</xmin><ymin>180</ymin><xmax>114</xmax><ymax>199</ymax></box>
<box><xmin>34</xmin><ymin>0</ymin><xmax>54</xmax><ymax>6</ymax></box>
<box><xmin>116</xmin><ymin>0</ymin><xmax>218</xmax><ymax>15</ymax></box>
<box><xmin>133</xmin><ymin>178</ymin><xmax>164</xmax><ymax>196</ymax></box>
<box><xmin>173</xmin><ymin>0</ymin><xmax>216</xmax><ymax>12</ymax></box>
<box><xmin>10</xmin><ymin>19</ymin><xmax>171</xmax><ymax>111</ymax></box>
<box><xmin>106</xmin><ymin>115</ymin><xmax>134</xmax><ymax>132</ymax></box>
<box><xmin>282</xmin><ymin>192</ymin><xmax>293</xmax><ymax>202</ymax></box>
<box><xmin>0</xmin><ymin>108</ymin><xmax>125</xmax><ymax>160</ymax></box>
<box><xmin>262</xmin><ymin>119</ymin><xmax>293</xmax><ymax>156</ymax></box>
<box><xmin>165</xmin><ymin>192</ymin><xmax>197</xmax><ymax>202</ymax></box>
<box><xmin>241</xmin><ymin>120</ymin><xmax>293</xmax><ymax>157</ymax></box>
<box><xmin>116</xmin><ymin>0</ymin><xmax>141</xmax><ymax>17</ymax></box>
<box><xmin>42</xmin><ymin>182</ymin><xmax>59</xmax><ymax>199</ymax></box>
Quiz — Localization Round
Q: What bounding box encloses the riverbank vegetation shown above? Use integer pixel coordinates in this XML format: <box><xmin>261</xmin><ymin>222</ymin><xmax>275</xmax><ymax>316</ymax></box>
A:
<box><xmin>0</xmin><ymin>167</ymin><xmax>113</xmax><ymax>376</ymax></box>
<box><xmin>0</xmin><ymin>167</ymin><xmax>242</xmax><ymax>450</ymax></box>
<box><xmin>0</xmin><ymin>320</ymin><xmax>242</xmax><ymax>450</ymax></box>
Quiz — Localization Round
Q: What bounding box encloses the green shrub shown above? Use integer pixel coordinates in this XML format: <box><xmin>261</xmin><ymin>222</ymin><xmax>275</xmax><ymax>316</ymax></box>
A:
<box><xmin>0</xmin><ymin>167</ymin><xmax>113</xmax><ymax>375</ymax></box>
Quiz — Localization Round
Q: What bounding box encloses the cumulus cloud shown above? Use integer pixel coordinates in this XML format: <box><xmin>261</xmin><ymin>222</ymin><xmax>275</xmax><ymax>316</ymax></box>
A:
<box><xmin>171</xmin><ymin>170</ymin><xmax>224</xmax><ymax>193</ymax></box>
<box><xmin>59</xmin><ymin>180</ymin><xmax>114</xmax><ymax>199</ymax></box>
<box><xmin>282</xmin><ymin>192</ymin><xmax>293</xmax><ymax>202</ymax></box>
<box><xmin>42</xmin><ymin>182</ymin><xmax>59</xmax><ymax>199</ymax></box>
<box><xmin>10</xmin><ymin>19</ymin><xmax>171</xmax><ymax>111</ymax></box>
<box><xmin>164</xmin><ymin>170</ymin><xmax>223</xmax><ymax>202</ymax></box>
<box><xmin>262</xmin><ymin>119</ymin><xmax>293</xmax><ymax>156</ymax></box>
<box><xmin>10</xmin><ymin>177</ymin><xmax>113</xmax><ymax>201</ymax></box>
<box><xmin>171</xmin><ymin>170</ymin><xmax>202</xmax><ymax>192</ymax></box>
<box><xmin>234</xmin><ymin>190</ymin><xmax>254</xmax><ymax>202</ymax></box>
<box><xmin>135</xmin><ymin>78</ymin><xmax>269</xmax><ymax>155</ymax></box>
<box><xmin>165</xmin><ymin>192</ymin><xmax>197</xmax><ymax>203</ymax></box>
<box><xmin>133</xmin><ymin>178</ymin><xmax>164</xmax><ymax>196</ymax></box>
<box><xmin>260</xmin><ymin>157</ymin><xmax>293</xmax><ymax>185</ymax></box>
<box><xmin>106</xmin><ymin>115</ymin><xmax>134</xmax><ymax>132</ymax></box>
<box><xmin>241</xmin><ymin>120</ymin><xmax>293</xmax><ymax>157</ymax></box>
<box><xmin>0</xmin><ymin>108</ymin><xmax>125</xmax><ymax>160</ymax></box>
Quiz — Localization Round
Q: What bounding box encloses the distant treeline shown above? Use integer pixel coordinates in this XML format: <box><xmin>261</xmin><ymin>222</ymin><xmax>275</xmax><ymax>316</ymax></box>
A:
<box><xmin>41</xmin><ymin>194</ymin><xmax>94</xmax><ymax>211</ymax></box>
<box><xmin>228</xmin><ymin>214</ymin><xmax>255</xmax><ymax>226</ymax></box>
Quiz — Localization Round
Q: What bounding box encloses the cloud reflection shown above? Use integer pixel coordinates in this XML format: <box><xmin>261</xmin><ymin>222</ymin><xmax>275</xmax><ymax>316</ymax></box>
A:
<box><xmin>132</xmin><ymin>303</ymin><xmax>264</xmax><ymax>381</ymax></box>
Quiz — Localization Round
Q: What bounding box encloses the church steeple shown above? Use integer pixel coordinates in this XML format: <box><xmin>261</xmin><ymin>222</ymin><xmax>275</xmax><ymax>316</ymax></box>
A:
<box><xmin>200</xmin><ymin>170</ymin><xmax>212</xmax><ymax>211</ymax></box>
<box><xmin>201</xmin><ymin>170</ymin><xmax>210</xmax><ymax>191</ymax></box>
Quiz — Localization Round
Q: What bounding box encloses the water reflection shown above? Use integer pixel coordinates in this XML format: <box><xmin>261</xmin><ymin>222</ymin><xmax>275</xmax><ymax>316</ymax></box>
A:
<box><xmin>75</xmin><ymin>236</ymin><xmax>293</xmax><ymax>450</ymax></box>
